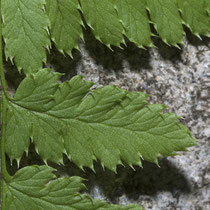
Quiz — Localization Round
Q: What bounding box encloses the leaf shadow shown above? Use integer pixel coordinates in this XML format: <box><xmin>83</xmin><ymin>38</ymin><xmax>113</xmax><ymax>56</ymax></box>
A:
<box><xmin>88</xmin><ymin>160</ymin><xmax>191</xmax><ymax>203</ymax></box>
<box><xmin>184</xmin><ymin>26</ymin><xmax>210</xmax><ymax>48</ymax></box>
<box><xmin>82</xmin><ymin>27</ymin><xmax>152</xmax><ymax>72</ymax></box>
<box><xmin>7</xmin><ymin>144</ymin><xmax>191</xmax><ymax>205</ymax></box>
<box><xmin>51</xmin><ymin>156</ymin><xmax>192</xmax><ymax>203</ymax></box>
<box><xmin>153</xmin><ymin>37</ymin><xmax>183</xmax><ymax>63</ymax></box>
<box><xmin>81</xmin><ymin>25</ymin><xmax>187</xmax><ymax>74</ymax></box>
<box><xmin>45</xmin><ymin>45</ymin><xmax>81</xmax><ymax>81</ymax></box>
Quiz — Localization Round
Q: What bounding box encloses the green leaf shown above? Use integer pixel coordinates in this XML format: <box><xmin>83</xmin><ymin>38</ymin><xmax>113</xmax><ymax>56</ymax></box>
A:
<box><xmin>205</xmin><ymin>0</ymin><xmax>210</xmax><ymax>14</ymax></box>
<box><xmin>2</xmin><ymin>0</ymin><xmax>209</xmax><ymax>73</ymax></box>
<box><xmin>115</xmin><ymin>0</ymin><xmax>153</xmax><ymax>47</ymax></box>
<box><xmin>2</xmin><ymin>0</ymin><xmax>50</xmax><ymax>75</ymax></box>
<box><xmin>45</xmin><ymin>0</ymin><xmax>83</xmax><ymax>56</ymax></box>
<box><xmin>5</xmin><ymin>165</ymin><xmax>142</xmax><ymax>209</ymax></box>
<box><xmin>146</xmin><ymin>0</ymin><xmax>183</xmax><ymax>45</ymax></box>
<box><xmin>177</xmin><ymin>0</ymin><xmax>210</xmax><ymax>36</ymax></box>
<box><xmin>6</xmin><ymin>69</ymin><xmax>196</xmax><ymax>171</ymax></box>
<box><xmin>80</xmin><ymin>0</ymin><xmax>124</xmax><ymax>48</ymax></box>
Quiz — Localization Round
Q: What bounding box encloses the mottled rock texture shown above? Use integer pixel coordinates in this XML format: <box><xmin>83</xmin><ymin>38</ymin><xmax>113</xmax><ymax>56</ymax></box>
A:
<box><xmin>5</xmin><ymin>31</ymin><xmax>210</xmax><ymax>210</ymax></box>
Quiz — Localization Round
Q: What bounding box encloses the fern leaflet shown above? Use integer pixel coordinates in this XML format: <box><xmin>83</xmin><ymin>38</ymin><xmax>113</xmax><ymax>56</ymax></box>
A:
<box><xmin>6</xmin><ymin>69</ymin><xmax>196</xmax><ymax>171</ymax></box>
<box><xmin>4</xmin><ymin>165</ymin><xmax>142</xmax><ymax>209</ymax></box>
<box><xmin>2</xmin><ymin>0</ymin><xmax>209</xmax><ymax>74</ymax></box>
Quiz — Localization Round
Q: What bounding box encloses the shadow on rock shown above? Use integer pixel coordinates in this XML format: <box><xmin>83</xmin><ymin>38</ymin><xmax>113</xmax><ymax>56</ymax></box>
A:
<box><xmin>3</xmin><ymin>55</ymin><xmax>25</xmax><ymax>91</ymax></box>
<box><xmin>83</xmin><ymin>27</ymin><xmax>152</xmax><ymax>72</ymax></box>
<box><xmin>153</xmin><ymin>37</ymin><xmax>183</xmax><ymax>63</ymax></box>
<box><xmin>7</xmin><ymin>144</ymin><xmax>191</xmax><ymax>204</ymax></box>
<box><xmin>50</xmin><ymin>156</ymin><xmax>191</xmax><ymax>203</ymax></box>
<box><xmin>119</xmin><ymin>159</ymin><xmax>191</xmax><ymax>199</ymax></box>
<box><xmin>46</xmin><ymin>45</ymin><xmax>81</xmax><ymax>81</ymax></box>
<box><xmin>184</xmin><ymin>26</ymin><xmax>210</xmax><ymax>48</ymax></box>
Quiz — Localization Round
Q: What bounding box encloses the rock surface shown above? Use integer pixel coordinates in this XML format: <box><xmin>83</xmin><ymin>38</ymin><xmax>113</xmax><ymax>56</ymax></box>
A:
<box><xmin>5</xmin><ymin>32</ymin><xmax>210</xmax><ymax>210</ymax></box>
<box><xmin>70</xmin><ymin>34</ymin><xmax>210</xmax><ymax>210</ymax></box>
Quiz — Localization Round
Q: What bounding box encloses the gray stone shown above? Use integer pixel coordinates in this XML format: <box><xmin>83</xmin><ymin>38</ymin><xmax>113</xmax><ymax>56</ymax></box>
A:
<box><xmin>73</xmin><ymin>35</ymin><xmax>210</xmax><ymax>210</ymax></box>
<box><xmin>5</xmin><ymin>32</ymin><xmax>210</xmax><ymax>210</ymax></box>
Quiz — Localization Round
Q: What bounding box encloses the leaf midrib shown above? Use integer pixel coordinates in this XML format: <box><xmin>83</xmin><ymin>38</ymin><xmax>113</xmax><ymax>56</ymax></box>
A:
<box><xmin>8</xmin><ymin>99</ymin><xmax>186</xmax><ymax>141</ymax></box>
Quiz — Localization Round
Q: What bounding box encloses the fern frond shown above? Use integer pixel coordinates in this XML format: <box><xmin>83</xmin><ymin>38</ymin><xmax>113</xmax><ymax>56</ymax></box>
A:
<box><xmin>2</xmin><ymin>0</ymin><xmax>209</xmax><ymax>74</ymax></box>
<box><xmin>45</xmin><ymin>0</ymin><xmax>83</xmax><ymax>56</ymax></box>
<box><xmin>146</xmin><ymin>0</ymin><xmax>184</xmax><ymax>46</ymax></box>
<box><xmin>115</xmin><ymin>0</ymin><xmax>153</xmax><ymax>48</ymax></box>
<box><xmin>80</xmin><ymin>0</ymin><xmax>125</xmax><ymax>48</ymax></box>
<box><xmin>177</xmin><ymin>0</ymin><xmax>210</xmax><ymax>37</ymax></box>
<box><xmin>6</xmin><ymin>69</ymin><xmax>196</xmax><ymax>171</ymax></box>
<box><xmin>2</xmin><ymin>0</ymin><xmax>50</xmax><ymax>74</ymax></box>
<box><xmin>5</xmin><ymin>165</ymin><xmax>142</xmax><ymax>209</ymax></box>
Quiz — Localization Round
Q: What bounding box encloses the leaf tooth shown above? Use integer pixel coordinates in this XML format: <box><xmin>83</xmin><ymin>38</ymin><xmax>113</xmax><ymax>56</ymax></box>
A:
<box><xmin>1</xmin><ymin>14</ymin><xmax>4</xmax><ymax>23</ymax></box>
<box><xmin>120</xmin><ymin>38</ymin><xmax>126</xmax><ymax>47</ymax></box>
<box><xmin>78</xmin><ymin>165</ymin><xmax>85</xmax><ymax>172</ymax></box>
<box><xmin>51</xmin><ymin>36</ymin><xmax>56</xmax><ymax>43</ymax></box>
<box><xmin>174</xmin><ymin>44</ymin><xmax>181</xmax><ymax>49</ymax></box>
<box><xmin>106</xmin><ymin>44</ymin><xmax>114</xmax><ymax>51</ymax></box>
<box><xmin>43</xmin><ymin>159</ymin><xmax>49</xmax><ymax>167</ymax></box>
<box><xmin>58</xmin><ymin>158</ymin><xmax>64</xmax><ymax>165</ymax></box>
<box><xmin>79</xmin><ymin>19</ymin><xmax>85</xmax><ymax>28</ymax></box>
<box><xmin>150</xmin><ymin>33</ymin><xmax>158</xmax><ymax>38</ymax></box>
<box><xmin>68</xmin><ymin>50</ymin><xmax>74</xmax><ymax>58</ymax></box>
<box><xmin>178</xmin><ymin>8</ymin><xmax>183</xmax><ymax>14</ymax></box>
<box><xmin>45</xmin><ymin>26</ymin><xmax>50</xmax><ymax>35</ymax></box>
<box><xmin>114</xmin><ymin>42</ymin><xmax>124</xmax><ymax>50</ymax></box>
<box><xmin>30</xmin><ymin>136</ymin><xmax>34</xmax><ymax>143</ymax></box>
<box><xmin>153</xmin><ymin>24</ymin><xmax>158</xmax><ymax>33</ymax></box>
<box><xmin>137</xmin><ymin>160</ymin><xmax>143</xmax><ymax>168</ymax></box>
<box><xmin>136</xmin><ymin>44</ymin><xmax>146</xmax><ymax>50</ymax></box>
<box><xmin>91</xmin><ymin>155</ymin><xmax>97</xmax><ymax>161</ymax></box>
<box><xmin>35</xmin><ymin>147</ymin><xmax>40</xmax><ymax>155</ymax></box>
<box><xmin>3</xmin><ymin>37</ymin><xmax>7</xmax><ymax>44</ymax></box>
<box><xmin>74</xmin><ymin>44</ymin><xmax>81</xmax><ymax>52</ymax></box>
<box><xmin>179</xmin><ymin>39</ymin><xmax>185</xmax><ymax>45</ymax></box>
<box><xmin>80</xmin><ymin>32</ymin><xmax>85</xmax><ymax>42</ymax></box>
<box><xmin>86</xmin><ymin>22</ymin><xmax>94</xmax><ymax>30</ymax></box>
<box><xmin>17</xmin><ymin>66</ymin><xmax>23</xmax><ymax>74</ymax></box>
<box><xmin>139</xmin><ymin>154</ymin><xmax>144</xmax><ymax>161</ymax></box>
<box><xmin>9</xmin><ymin>157</ymin><xmax>13</xmax><ymax>166</ymax></box>
<box><xmin>154</xmin><ymin>158</ymin><xmax>160</xmax><ymax>168</ymax></box>
<box><xmin>146</xmin><ymin>6</ymin><xmax>151</xmax><ymax>12</ymax></box>
<box><xmin>148</xmin><ymin>20</ymin><xmax>155</xmax><ymax>25</ymax></box>
<box><xmin>63</xmin><ymin>148</ymin><xmax>69</xmax><ymax>157</ymax></box>
<box><xmin>181</xmin><ymin>19</ymin><xmax>186</xmax><ymax>25</ymax></box>
<box><xmin>45</xmin><ymin>44</ymin><xmax>51</xmax><ymax>53</ymax></box>
<box><xmin>89</xmin><ymin>164</ymin><xmax>96</xmax><ymax>173</ymax></box>
<box><xmin>162</xmin><ymin>38</ymin><xmax>170</xmax><ymax>46</ymax></box>
<box><xmin>148</xmin><ymin>42</ymin><xmax>157</xmax><ymax>48</ymax></box>
<box><xmin>183</xmin><ymin>23</ymin><xmax>192</xmax><ymax>31</ymax></box>
<box><xmin>24</xmin><ymin>149</ymin><xmax>29</xmax><ymax>157</ymax></box>
<box><xmin>9</xmin><ymin>56</ymin><xmax>14</xmax><ymax>65</ymax></box>
<box><xmin>16</xmin><ymin>158</ymin><xmax>21</xmax><ymax>168</ymax></box>
<box><xmin>194</xmin><ymin>33</ymin><xmax>202</xmax><ymax>40</ymax></box>
<box><xmin>117</xmin><ymin>159</ymin><xmax>124</xmax><ymax>166</ymax></box>
<box><xmin>111</xmin><ymin>166</ymin><xmax>117</xmax><ymax>174</ymax></box>
<box><xmin>42</xmin><ymin>56</ymin><xmax>47</xmax><ymax>63</ymax></box>
<box><xmin>101</xmin><ymin>162</ymin><xmax>105</xmax><ymax>171</ymax></box>
<box><xmin>94</xmin><ymin>35</ymin><xmax>103</xmax><ymax>43</ymax></box>
<box><xmin>76</xmin><ymin>2</ymin><xmax>82</xmax><ymax>10</ymax></box>
<box><xmin>65</xmin><ymin>153</ymin><xmax>72</xmax><ymax>163</ymax></box>
<box><xmin>66</xmin><ymin>50</ymin><xmax>73</xmax><ymax>59</ymax></box>
<box><xmin>57</xmin><ymin>48</ymin><xmax>64</xmax><ymax>55</ymax></box>
<box><xmin>128</xmin><ymin>164</ymin><xmax>136</xmax><ymax>171</ymax></box>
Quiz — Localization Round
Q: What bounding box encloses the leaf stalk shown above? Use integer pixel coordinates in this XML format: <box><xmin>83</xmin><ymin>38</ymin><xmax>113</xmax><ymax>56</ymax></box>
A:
<box><xmin>0</xmin><ymin>2</ymin><xmax>12</xmax><ymax>209</ymax></box>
